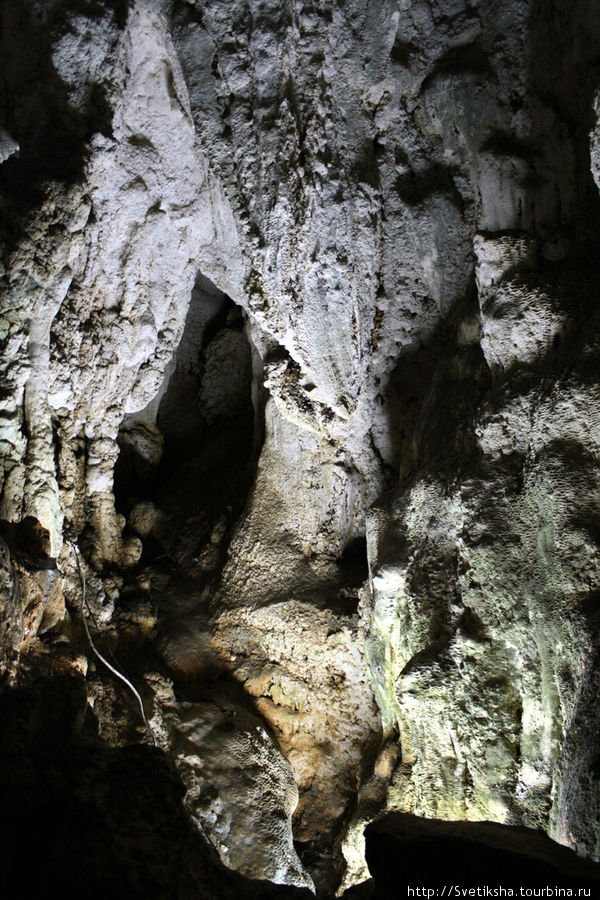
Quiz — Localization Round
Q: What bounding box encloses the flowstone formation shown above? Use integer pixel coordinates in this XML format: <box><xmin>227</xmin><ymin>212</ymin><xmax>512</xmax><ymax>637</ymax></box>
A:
<box><xmin>2</xmin><ymin>0</ymin><xmax>600</xmax><ymax>895</ymax></box>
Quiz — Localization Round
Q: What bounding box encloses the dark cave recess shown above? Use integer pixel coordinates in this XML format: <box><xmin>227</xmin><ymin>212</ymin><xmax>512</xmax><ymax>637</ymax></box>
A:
<box><xmin>113</xmin><ymin>273</ymin><xmax>260</xmax><ymax>577</ymax></box>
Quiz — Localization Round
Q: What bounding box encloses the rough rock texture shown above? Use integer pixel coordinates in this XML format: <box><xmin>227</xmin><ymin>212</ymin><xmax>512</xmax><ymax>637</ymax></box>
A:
<box><xmin>2</xmin><ymin>0</ymin><xmax>600</xmax><ymax>895</ymax></box>
<box><xmin>152</xmin><ymin>674</ymin><xmax>315</xmax><ymax>890</ymax></box>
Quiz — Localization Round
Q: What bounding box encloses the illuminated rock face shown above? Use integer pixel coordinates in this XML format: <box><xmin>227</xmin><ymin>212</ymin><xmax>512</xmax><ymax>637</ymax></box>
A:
<box><xmin>1</xmin><ymin>0</ymin><xmax>600</xmax><ymax>893</ymax></box>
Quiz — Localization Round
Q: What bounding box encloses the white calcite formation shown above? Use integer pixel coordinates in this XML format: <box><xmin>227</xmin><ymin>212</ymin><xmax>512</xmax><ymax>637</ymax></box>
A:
<box><xmin>2</xmin><ymin>0</ymin><xmax>600</xmax><ymax>893</ymax></box>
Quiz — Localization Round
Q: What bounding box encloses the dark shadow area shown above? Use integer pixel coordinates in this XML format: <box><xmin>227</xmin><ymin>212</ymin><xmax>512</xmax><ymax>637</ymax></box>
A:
<box><xmin>375</xmin><ymin>0</ymin><xmax>600</xmax><ymax>497</ymax></box>
<box><xmin>420</xmin><ymin>41</ymin><xmax>496</xmax><ymax>92</ymax></box>
<box><xmin>155</xmin><ymin>296</ymin><xmax>255</xmax><ymax>514</ymax></box>
<box><xmin>0</xmin><ymin>1</ymin><xmax>122</xmax><ymax>250</ymax></box>
<box><xmin>0</xmin><ymin>674</ymin><xmax>313</xmax><ymax>899</ymax></box>
<box><xmin>9</xmin><ymin>674</ymin><xmax>600</xmax><ymax>899</ymax></box>
<box><xmin>0</xmin><ymin>515</ymin><xmax>53</xmax><ymax>562</ymax></box>
<box><xmin>46</xmin><ymin>0</ymin><xmax>130</xmax><ymax>30</ymax></box>
<box><xmin>254</xmin><ymin>531</ymin><xmax>369</xmax><ymax>617</ymax></box>
<box><xmin>389</xmin><ymin>34</ymin><xmax>415</xmax><ymax>68</ymax></box>
<box><xmin>364</xmin><ymin>813</ymin><xmax>600</xmax><ymax>897</ymax></box>
<box><xmin>340</xmin><ymin>535</ymin><xmax>368</xmax><ymax>567</ymax></box>
<box><xmin>379</xmin><ymin>238</ymin><xmax>600</xmax><ymax>501</ymax></box>
<box><xmin>528</xmin><ymin>0</ymin><xmax>600</xmax><ymax>244</ymax></box>
<box><xmin>377</xmin><ymin>282</ymin><xmax>491</xmax><ymax>490</ymax></box>
<box><xmin>395</xmin><ymin>162</ymin><xmax>464</xmax><ymax>210</ymax></box>
<box><xmin>326</xmin><ymin>535</ymin><xmax>369</xmax><ymax>615</ymax></box>
<box><xmin>581</xmin><ymin>588</ymin><xmax>600</xmax><ymax>630</ymax></box>
<box><xmin>554</xmin><ymin>646</ymin><xmax>600</xmax><ymax>860</ymax></box>
<box><xmin>114</xmin><ymin>272</ymin><xmax>260</xmax><ymax>584</ymax></box>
